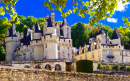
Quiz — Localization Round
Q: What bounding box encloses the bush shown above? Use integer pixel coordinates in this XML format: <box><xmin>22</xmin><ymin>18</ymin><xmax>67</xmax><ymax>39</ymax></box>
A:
<box><xmin>105</xmin><ymin>63</ymin><xmax>111</xmax><ymax>71</ymax></box>
<box><xmin>112</xmin><ymin>64</ymin><xmax>119</xmax><ymax>71</ymax></box>
<box><xmin>120</xmin><ymin>65</ymin><xmax>126</xmax><ymax>71</ymax></box>
<box><xmin>97</xmin><ymin>63</ymin><xmax>103</xmax><ymax>71</ymax></box>
<box><xmin>127</xmin><ymin>66</ymin><xmax>130</xmax><ymax>72</ymax></box>
<box><xmin>76</xmin><ymin>60</ymin><xmax>93</xmax><ymax>73</ymax></box>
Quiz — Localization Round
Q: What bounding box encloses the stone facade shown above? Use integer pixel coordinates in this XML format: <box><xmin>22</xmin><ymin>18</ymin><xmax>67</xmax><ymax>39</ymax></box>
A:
<box><xmin>5</xmin><ymin>12</ymin><xmax>72</xmax><ymax>62</ymax></box>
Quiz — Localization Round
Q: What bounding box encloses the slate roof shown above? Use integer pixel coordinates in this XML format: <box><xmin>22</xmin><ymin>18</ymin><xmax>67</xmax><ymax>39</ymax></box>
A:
<box><xmin>112</xmin><ymin>30</ymin><xmax>118</xmax><ymax>39</ymax></box>
<box><xmin>97</xmin><ymin>29</ymin><xmax>104</xmax><ymax>35</ymax></box>
<box><xmin>47</xmin><ymin>16</ymin><xmax>53</xmax><ymax>27</ymax></box>
<box><xmin>55</xmin><ymin>22</ymin><xmax>59</xmax><ymax>28</ymax></box>
<box><xmin>34</xmin><ymin>22</ymin><xmax>42</xmax><ymax>33</ymax></box>
<box><xmin>90</xmin><ymin>32</ymin><xmax>93</xmax><ymax>38</ymax></box>
<box><xmin>21</xmin><ymin>28</ymin><xmax>32</xmax><ymax>45</ymax></box>
<box><xmin>62</xmin><ymin>18</ymin><xmax>69</xmax><ymax>27</ymax></box>
<box><xmin>7</xmin><ymin>24</ymin><xmax>17</xmax><ymax>37</ymax></box>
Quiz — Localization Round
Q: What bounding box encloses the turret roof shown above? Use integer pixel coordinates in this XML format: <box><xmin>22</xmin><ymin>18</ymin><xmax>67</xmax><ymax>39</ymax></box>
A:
<box><xmin>62</xmin><ymin>18</ymin><xmax>69</xmax><ymax>27</ymax></box>
<box><xmin>34</xmin><ymin>22</ymin><xmax>42</xmax><ymax>33</ymax></box>
<box><xmin>112</xmin><ymin>30</ymin><xmax>118</xmax><ymax>39</ymax></box>
<box><xmin>47</xmin><ymin>16</ymin><xmax>53</xmax><ymax>27</ymax></box>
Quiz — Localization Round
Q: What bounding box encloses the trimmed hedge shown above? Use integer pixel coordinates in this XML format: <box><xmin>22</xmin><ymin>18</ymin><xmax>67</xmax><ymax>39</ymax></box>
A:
<box><xmin>76</xmin><ymin>60</ymin><xmax>93</xmax><ymax>73</ymax></box>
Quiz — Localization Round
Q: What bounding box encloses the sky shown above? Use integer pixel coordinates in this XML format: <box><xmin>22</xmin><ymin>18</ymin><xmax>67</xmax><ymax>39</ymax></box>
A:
<box><xmin>0</xmin><ymin>0</ymin><xmax>130</xmax><ymax>29</ymax></box>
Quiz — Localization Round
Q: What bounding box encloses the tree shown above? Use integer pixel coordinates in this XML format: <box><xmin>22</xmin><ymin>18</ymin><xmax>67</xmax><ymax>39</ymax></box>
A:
<box><xmin>71</xmin><ymin>22</ymin><xmax>89</xmax><ymax>47</ymax></box>
<box><xmin>105</xmin><ymin>63</ymin><xmax>111</xmax><ymax>71</ymax></box>
<box><xmin>0</xmin><ymin>46</ymin><xmax>5</xmax><ymax>61</ymax></box>
<box><xmin>97</xmin><ymin>63</ymin><xmax>103</xmax><ymax>71</ymax></box>
<box><xmin>120</xmin><ymin>65</ymin><xmax>126</xmax><ymax>71</ymax></box>
<box><xmin>127</xmin><ymin>66</ymin><xmax>130</xmax><ymax>72</ymax></box>
<box><xmin>112</xmin><ymin>64</ymin><xmax>119</xmax><ymax>71</ymax></box>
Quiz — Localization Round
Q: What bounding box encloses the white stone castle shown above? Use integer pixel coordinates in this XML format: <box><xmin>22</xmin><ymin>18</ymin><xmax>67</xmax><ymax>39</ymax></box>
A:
<box><xmin>5</xmin><ymin>12</ymin><xmax>72</xmax><ymax>61</ymax></box>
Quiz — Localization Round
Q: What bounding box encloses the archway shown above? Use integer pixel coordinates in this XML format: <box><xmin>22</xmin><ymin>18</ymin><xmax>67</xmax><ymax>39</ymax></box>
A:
<box><xmin>55</xmin><ymin>64</ymin><xmax>61</xmax><ymax>71</ymax></box>
<box><xmin>24</xmin><ymin>65</ymin><xmax>30</xmax><ymax>68</ymax></box>
<box><xmin>35</xmin><ymin>65</ymin><xmax>41</xmax><ymax>69</ymax></box>
<box><xmin>45</xmin><ymin>64</ymin><xmax>51</xmax><ymax>70</ymax></box>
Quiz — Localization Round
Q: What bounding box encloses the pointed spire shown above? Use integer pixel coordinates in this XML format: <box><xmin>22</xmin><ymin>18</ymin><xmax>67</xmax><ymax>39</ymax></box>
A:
<box><xmin>62</xmin><ymin>18</ymin><xmax>69</xmax><ymax>27</ymax></box>
<box><xmin>47</xmin><ymin>16</ymin><xmax>53</xmax><ymax>27</ymax></box>
<box><xmin>106</xmin><ymin>33</ymin><xmax>109</xmax><ymax>39</ymax></box>
<box><xmin>34</xmin><ymin>22</ymin><xmax>41</xmax><ymax>32</ymax></box>
<box><xmin>90</xmin><ymin>32</ymin><xmax>93</xmax><ymax>38</ymax></box>
<box><xmin>55</xmin><ymin>21</ymin><xmax>59</xmax><ymax>28</ymax></box>
<box><xmin>112</xmin><ymin>30</ymin><xmax>118</xmax><ymax>39</ymax></box>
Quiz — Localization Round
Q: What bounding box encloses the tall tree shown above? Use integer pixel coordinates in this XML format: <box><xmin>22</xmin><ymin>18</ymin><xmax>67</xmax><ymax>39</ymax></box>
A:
<box><xmin>71</xmin><ymin>22</ymin><xmax>89</xmax><ymax>47</ymax></box>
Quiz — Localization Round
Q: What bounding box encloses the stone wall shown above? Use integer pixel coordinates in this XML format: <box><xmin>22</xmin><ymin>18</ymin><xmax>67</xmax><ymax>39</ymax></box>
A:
<box><xmin>0</xmin><ymin>68</ymin><xmax>129</xmax><ymax>81</ymax></box>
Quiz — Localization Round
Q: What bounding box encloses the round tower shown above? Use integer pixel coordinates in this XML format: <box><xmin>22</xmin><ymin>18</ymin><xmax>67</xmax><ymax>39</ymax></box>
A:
<box><xmin>5</xmin><ymin>23</ymin><xmax>19</xmax><ymax>61</ymax></box>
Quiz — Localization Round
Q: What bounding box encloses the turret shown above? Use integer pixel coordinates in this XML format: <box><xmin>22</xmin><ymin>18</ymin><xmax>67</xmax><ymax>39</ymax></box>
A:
<box><xmin>51</xmin><ymin>12</ymin><xmax>55</xmax><ymax>26</ymax></box>
<box><xmin>43</xmin><ymin>15</ymin><xmax>56</xmax><ymax>35</ymax></box>
<box><xmin>5</xmin><ymin>23</ymin><xmax>18</xmax><ymax>61</ymax></box>
<box><xmin>111</xmin><ymin>30</ymin><xmax>121</xmax><ymax>45</ymax></box>
<box><xmin>61</xmin><ymin>18</ymin><xmax>71</xmax><ymax>38</ymax></box>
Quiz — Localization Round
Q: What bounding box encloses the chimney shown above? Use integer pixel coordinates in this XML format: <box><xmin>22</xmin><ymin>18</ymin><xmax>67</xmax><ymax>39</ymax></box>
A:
<box><xmin>21</xmin><ymin>32</ymin><xmax>24</xmax><ymax>39</ymax></box>
<box><xmin>12</xmin><ymin>23</ymin><xmax>16</xmax><ymax>35</ymax></box>
<box><xmin>51</xmin><ymin>12</ymin><xmax>55</xmax><ymax>26</ymax></box>
<box><xmin>45</xmin><ymin>15</ymin><xmax>49</xmax><ymax>20</ymax></box>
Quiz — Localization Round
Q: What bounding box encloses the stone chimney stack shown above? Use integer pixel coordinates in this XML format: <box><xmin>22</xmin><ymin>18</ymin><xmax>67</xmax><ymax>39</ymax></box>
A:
<box><xmin>12</xmin><ymin>23</ymin><xmax>16</xmax><ymax>35</ymax></box>
<box><xmin>51</xmin><ymin>12</ymin><xmax>55</xmax><ymax>27</ymax></box>
<box><xmin>21</xmin><ymin>32</ymin><xmax>24</xmax><ymax>39</ymax></box>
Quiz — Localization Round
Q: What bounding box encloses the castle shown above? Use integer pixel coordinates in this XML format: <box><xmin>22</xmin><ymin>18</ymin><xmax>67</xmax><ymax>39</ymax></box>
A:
<box><xmin>74</xmin><ymin>29</ymin><xmax>130</xmax><ymax>63</ymax></box>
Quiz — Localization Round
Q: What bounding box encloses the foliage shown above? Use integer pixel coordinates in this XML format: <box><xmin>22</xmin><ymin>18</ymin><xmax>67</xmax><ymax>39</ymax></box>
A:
<box><xmin>0</xmin><ymin>46</ymin><xmax>5</xmax><ymax>61</ymax></box>
<box><xmin>71</xmin><ymin>22</ymin><xmax>89</xmax><ymax>47</ymax></box>
<box><xmin>105</xmin><ymin>63</ymin><xmax>111</xmax><ymax>71</ymax></box>
<box><xmin>127</xmin><ymin>66</ymin><xmax>130</xmax><ymax>72</ymax></box>
<box><xmin>120</xmin><ymin>65</ymin><xmax>126</xmax><ymax>71</ymax></box>
<box><xmin>97</xmin><ymin>63</ymin><xmax>103</xmax><ymax>70</ymax></box>
<box><xmin>112</xmin><ymin>64</ymin><xmax>119</xmax><ymax>71</ymax></box>
<box><xmin>76</xmin><ymin>60</ymin><xmax>93</xmax><ymax>73</ymax></box>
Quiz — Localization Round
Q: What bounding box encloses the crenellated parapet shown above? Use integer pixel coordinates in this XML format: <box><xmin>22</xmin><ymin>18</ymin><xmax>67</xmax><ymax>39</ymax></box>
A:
<box><xmin>5</xmin><ymin>37</ymin><xmax>19</xmax><ymax>43</ymax></box>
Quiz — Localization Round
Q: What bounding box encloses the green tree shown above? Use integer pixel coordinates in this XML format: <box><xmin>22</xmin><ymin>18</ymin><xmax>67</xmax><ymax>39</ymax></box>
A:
<box><xmin>105</xmin><ymin>63</ymin><xmax>111</xmax><ymax>71</ymax></box>
<box><xmin>97</xmin><ymin>63</ymin><xmax>103</xmax><ymax>71</ymax></box>
<box><xmin>0</xmin><ymin>46</ymin><xmax>5</xmax><ymax>61</ymax></box>
<box><xmin>71</xmin><ymin>22</ymin><xmax>89</xmax><ymax>47</ymax></box>
<box><xmin>127</xmin><ymin>66</ymin><xmax>130</xmax><ymax>72</ymax></box>
<box><xmin>120</xmin><ymin>65</ymin><xmax>126</xmax><ymax>71</ymax></box>
<box><xmin>112</xmin><ymin>64</ymin><xmax>119</xmax><ymax>71</ymax></box>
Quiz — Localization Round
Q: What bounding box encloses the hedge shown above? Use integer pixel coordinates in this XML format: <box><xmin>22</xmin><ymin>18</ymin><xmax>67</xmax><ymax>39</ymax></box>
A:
<box><xmin>76</xmin><ymin>60</ymin><xmax>93</xmax><ymax>73</ymax></box>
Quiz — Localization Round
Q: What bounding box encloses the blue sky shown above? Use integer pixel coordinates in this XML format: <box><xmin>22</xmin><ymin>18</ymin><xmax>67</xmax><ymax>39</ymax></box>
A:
<box><xmin>0</xmin><ymin>0</ymin><xmax>130</xmax><ymax>29</ymax></box>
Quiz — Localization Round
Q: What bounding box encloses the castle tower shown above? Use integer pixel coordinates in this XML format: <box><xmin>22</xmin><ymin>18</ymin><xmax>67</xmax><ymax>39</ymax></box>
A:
<box><xmin>106</xmin><ymin>33</ymin><xmax>110</xmax><ymax>44</ymax></box>
<box><xmin>61</xmin><ymin>18</ymin><xmax>71</xmax><ymax>38</ymax></box>
<box><xmin>5</xmin><ymin>23</ymin><xmax>19</xmax><ymax>61</ymax></box>
<box><xmin>111</xmin><ymin>30</ymin><xmax>121</xmax><ymax>45</ymax></box>
<box><xmin>89</xmin><ymin>32</ymin><xmax>94</xmax><ymax>44</ymax></box>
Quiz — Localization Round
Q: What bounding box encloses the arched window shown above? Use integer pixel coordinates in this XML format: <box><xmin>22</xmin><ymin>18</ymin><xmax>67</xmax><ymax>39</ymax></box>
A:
<box><xmin>24</xmin><ymin>65</ymin><xmax>30</xmax><ymax>68</ymax></box>
<box><xmin>35</xmin><ymin>65</ymin><xmax>41</xmax><ymax>69</ymax></box>
<box><xmin>55</xmin><ymin>64</ymin><xmax>61</xmax><ymax>71</ymax></box>
<box><xmin>45</xmin><ymin>64</ymin><xmax>51</xmax><ymax>70</ymax></box>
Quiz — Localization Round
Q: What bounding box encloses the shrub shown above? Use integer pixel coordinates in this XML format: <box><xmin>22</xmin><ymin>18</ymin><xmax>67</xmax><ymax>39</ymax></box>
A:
<box><xmin>76</xmin><ymin>60</ymin><xmax>93</xmax><ymax>73</ymax></box>
<box><xmin>127</xmin><ymin>66</ymin><xmax>130</xmax><ymax>72</ymax></box>
<box><xmin>112</xmin><ymin>64</ymin><xmax>119</xmax><ymax>71</ymax></box>
<box><xmin>97</xmin><ymin>63</ymin><xmax>103</xmax><ymax>71</ymax></box>
<box><xmin>120</xmin><ymin>65</ymin><xmax>126</xmax><ymax>71</ymax></box>
<box><xmin>105</xmin><ymin>63</ymin><xmax>111</xmax><ymax>71</ymax></box>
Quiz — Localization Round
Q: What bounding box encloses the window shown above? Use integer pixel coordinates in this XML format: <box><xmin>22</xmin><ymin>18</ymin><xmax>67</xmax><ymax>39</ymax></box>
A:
<box><xmin>68</xmin><ymin>53</ymin><xmax>69</xmax><ymax>57</ymax></box>
<box><xmin>120</xmin><ymin>53</ymin><xmax>122</xmax><ymax>56</ymax></box>
<box><xmin>125</xmin><ymin>52</ymin><xmax>128</xmax><ymax>56</ymax></box>
<box><xmin>68</xmin><ymin>47</ymin><xmax>69</xmax><ymax>50</ymax></box>
<box><xmin>57</xmin><ymin>46</ymin><xmax>60</xmax><ymax>50</ymax></box>
<box><xmin>45</xmin><ymin>44</ymin><xmax>47</xmax><ymax>48</ymax></box>
<box><xmin>85</xmin><ymin>55</ymin><xmax>87</xmax><ymax>59</ymax></box>
<box><xmin>92</xmin><ymin>53</ymin><xmax>94</xmax><ymax>58</ymax></box>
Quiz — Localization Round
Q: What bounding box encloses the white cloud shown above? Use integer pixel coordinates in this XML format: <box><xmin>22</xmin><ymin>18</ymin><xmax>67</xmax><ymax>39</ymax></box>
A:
<box><xmin>115</xmin><ymin>0</ymin><xmax>130</xmax><ymax>12</ymax></box>
<box><xmin>107</xmin><ymin>18</ymin><xmax>117</xmax><ymax>23</ymax></box>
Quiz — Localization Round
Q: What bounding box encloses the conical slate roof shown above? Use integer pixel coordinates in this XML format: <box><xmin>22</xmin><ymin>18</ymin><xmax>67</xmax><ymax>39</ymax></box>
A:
<box><xmin>34</xmin><ymin>22</ymin><xmax>41</xmax><ymax>32</ymax></box>
<box><xmin>90</xmin><ymin>32</ymin><xmax>93</xmax><ymax>38</ymax></box>
<box><xmin>55</xmin><ymin>22</ymin><xmax>59</xmax><ymax>28</ymax></box>
<box><xmin>7</xmin><ymin>23</ymin><xmax>17</xmax><ymax>37</ymax></box>
<box><xmin>112</xmin><ymin>30</ymin><xmax>118</xmax><ymax>39</ymax></box>
<box><xmin>47</xmin><ymin>16</ymin><xmax>53</xmax><ymax>27</ymax></box>
<box><xmin>62</xmin><ymin>18</ymin><xmax>69</xmax><ymax>27</ymax></box>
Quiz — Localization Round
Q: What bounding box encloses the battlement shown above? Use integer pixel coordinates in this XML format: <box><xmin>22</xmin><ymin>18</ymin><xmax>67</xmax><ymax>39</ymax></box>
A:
<box><xmin>103</xmin><ymin>45</ymin><xmax>124</xmax><ymax>50</ymax></box>
<box><xmin>5</xmin><ymin>37</ymin><xmax>18</xmax><ymax>43</ymax></box>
